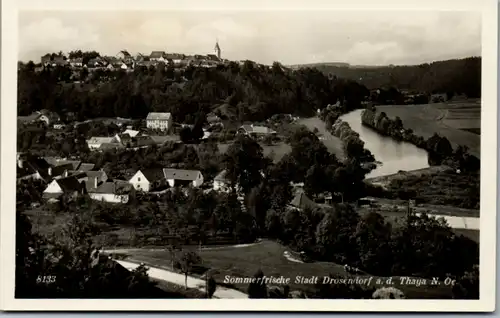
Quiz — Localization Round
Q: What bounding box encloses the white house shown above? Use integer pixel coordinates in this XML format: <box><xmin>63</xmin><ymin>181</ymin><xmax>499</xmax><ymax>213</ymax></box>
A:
<box><xmin>116</xmin><ymin>50</ymin><xmax>132</xmax><ymax>60</ymax></box>
<box><xmin>128</xmin><ymin>169</ymin><xmax>166</xmax><ymax>192</ymax></box>
<box><xmin>122</xmin><ymin>129</ymin><xmax>140</xmax><ymax>137</ymax></box>
<box><xmin>150</xmin><ymin>51</ymin><xmax>166</xmax><ymax>61</ymax></box>
<box><xmin>146</xmin><ymin>112</ymin><xmax>172</xmax><ymax>131</ymax></box>
<box><xmin>43</xmin><ymin>176</ymin><xmax>83</xmax><ymax>199</ymax></box>
<box><xmin>164</xmin><ymin>168</ymin><xmax>203</xmax><ymax>188</ymax></box>
<box><xmin>213</xmin><ymin>169</ymin><xmax>232</xmax><ymax>192</ymax></box>
<box><xmin>88</xmin><ymin>181</ymin><xmax>131</xmax><ymax>204</ymax></box>
<box><xmin>70</xmin><ymin>58</ymin><xmax>83</xmax><ymax>68</ymax></box>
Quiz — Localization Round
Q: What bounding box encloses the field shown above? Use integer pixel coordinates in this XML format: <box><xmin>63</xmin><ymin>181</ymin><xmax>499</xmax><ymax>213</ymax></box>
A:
<box><xmin>217</xmin><ymin>141</ymin><xmax>291</xmax><ymax>163</ymax></box>
<box><xmin>296</xmin><ymin>117</ymin><xmax>346</xmax><ymax>160</ymax></box>
<box><xmin>118</xmin><ymin>240</ymin><xmax>454</xmax><ymax>299</ymax></box>
<box><xmin>376</xmin><ymin>99</ymin><xmax>480</xmax><ymax>158</ymax></box>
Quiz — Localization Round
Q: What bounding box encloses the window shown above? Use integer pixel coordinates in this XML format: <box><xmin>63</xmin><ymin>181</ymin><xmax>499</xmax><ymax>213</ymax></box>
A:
<box><xmin>138</xmin><ymin>177</ymin><xmax>141</xmax><ymax>181</ymax></box>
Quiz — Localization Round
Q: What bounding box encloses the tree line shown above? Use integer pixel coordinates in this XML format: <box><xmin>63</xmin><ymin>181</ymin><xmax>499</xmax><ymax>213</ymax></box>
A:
<box><xmin>312</xmin><ymin>57</ymin><xmax>481</xmax><ymax>97</ymax></box>
<box><xmin>18</xmin><ymin>60</ymin><xmax>370</xmax><ymax>125</ymax></box>
<box><xmin>361</xmin><ymin>107</ymin><xmax>480</xmax><ymax>172</ymax></box>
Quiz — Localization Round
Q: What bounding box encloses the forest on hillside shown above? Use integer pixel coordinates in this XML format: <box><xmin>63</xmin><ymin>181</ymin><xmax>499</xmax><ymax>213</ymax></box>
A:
<box><xmin>18</xmin><ymin>56</ymin><xmax>480</xmax><ymax>124</ymax></box>
<box><xmin>311</xmin><ymin>57</ymin><xmax>481</xmax><ymax>97</ymax></box>
<box><xmin>17</xmin><ymin>61</ymin><xmax>369</xmax><ymax>123</ymax></box>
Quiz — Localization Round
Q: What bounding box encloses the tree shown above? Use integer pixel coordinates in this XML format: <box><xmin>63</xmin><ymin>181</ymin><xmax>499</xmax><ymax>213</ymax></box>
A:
<box><xmin>178</xmin><ymin>250</ymin><xmax>202</xmax><ymax>289</ymax></box>
<box><xmin>15</xmin><ymin>210</ymin><xmax>160</xmax><ymax>298</ymax></box>
<box><xmin>190</xmin><ymin>112</ymin><xmax>206</xmax><ymax>142</ymax></box>
<box><xmin>179</xmin><ymin>127</ymin><xmax>193</xmax><ymax>143</ymax></box>
<box><xmin>206</xmin><ymin>276</ymin><xmax>217</xmax><ymax>298</ymax></box>
<box><xmin>452</xmin><ymin>264</ymin><xmax>479</xmax><ymax>299</ymax></box>
<box><xmin>247</xmin><ymin>269</ymin><xmax>268</xmax><ymax>298</ymax></box>
<box><xmin>354</xmin><ymin>212</ymin><xmax>393</xmax><ymax>275</ymax></box>
<box><xmin>315</xmin><ymin>204</ymin><xmax>360</xmax><ymax>263</ymax></box>
<box><xmin>223</xmin><ymin>135</ymin><xmax>265</xmax><ymax>194</ymax></box>
<box><xmin>372</xmin><ymin>287</ymin><xmax>405</xmax><ymax>299</ymax></box>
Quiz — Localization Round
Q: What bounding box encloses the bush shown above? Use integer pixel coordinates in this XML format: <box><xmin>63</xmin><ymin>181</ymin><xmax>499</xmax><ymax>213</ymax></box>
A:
<box><xmin>372</xmin><ymin>287</ymin><xmax>405</xmax><ymax>299</ymax></box>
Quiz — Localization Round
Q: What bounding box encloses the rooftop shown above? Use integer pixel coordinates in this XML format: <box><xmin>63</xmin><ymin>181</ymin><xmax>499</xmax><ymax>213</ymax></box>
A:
<box><xmin>90</xmin><ymin>180</ymin><xmax>132</xmax><ymax>194</ymax></box>
<box><xmin>146</xmin><ymin>112</ymin><xmax>172</xmax><ymax>121</ymax></box>
<box><xmin>163</xmin><ymin>168</ymin><xmax>201</xmax><ymax>181</ymax></box>
<box><xmin>240</xmin><ymin>125</ymin><xmax>276</xmax><ymax>134</ymax></box>
<box><xmin>55</xmin><ymin>176</ymin><xmax>83</xmax><ymax>192</ymax></box>
<box><xmin>141</xmin><ymin>168</ymin><xmax>167</xmax><ymax>183</ymax></box>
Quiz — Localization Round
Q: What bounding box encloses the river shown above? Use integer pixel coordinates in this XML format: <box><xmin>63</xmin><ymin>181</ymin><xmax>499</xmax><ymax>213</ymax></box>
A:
<box><xmin>340</xmin><ymin>109</ymin><xmax>430</xmax><ymax>179</ymax></box>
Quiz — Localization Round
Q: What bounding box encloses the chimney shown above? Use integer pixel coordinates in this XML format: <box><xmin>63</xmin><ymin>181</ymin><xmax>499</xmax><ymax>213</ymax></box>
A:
<box><xmin>64</xmin><ymin>169</ymin><xmax>68</xmax><ymax>178</ymax></box>
<box><xmin>94</xmin><ymin>177</ymin><xmax>98</xmax><ymax>189</ymax></box>
<box><xmin>48</xmin><ymin>167</ymin><xmax>52</xmax><ymax>176</ymax></box>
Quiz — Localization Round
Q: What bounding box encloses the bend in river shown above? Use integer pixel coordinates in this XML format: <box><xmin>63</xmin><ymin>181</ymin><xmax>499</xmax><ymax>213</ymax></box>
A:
<box><xmin>340</xmin><ymin>109</ymin><xmax>430</xmax><ymax>179</ymax></box>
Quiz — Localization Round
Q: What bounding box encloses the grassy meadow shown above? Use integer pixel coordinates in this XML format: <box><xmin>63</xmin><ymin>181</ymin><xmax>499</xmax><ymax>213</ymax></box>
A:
<box><xmin>376</xmin><ymin>99</ymin><xmax>480</xmax><ymax>157</ymax></box>
<box><xmin>117</xmin><ymin>240</ymin><xmax>455</xmax><ymax>299</ymax></box>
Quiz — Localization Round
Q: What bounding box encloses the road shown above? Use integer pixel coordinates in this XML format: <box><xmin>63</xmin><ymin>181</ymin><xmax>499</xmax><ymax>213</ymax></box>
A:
<box><xmin>115</xmin><ymin>259</ymin><xmax>248</xmax><ymax>299</ymax></box>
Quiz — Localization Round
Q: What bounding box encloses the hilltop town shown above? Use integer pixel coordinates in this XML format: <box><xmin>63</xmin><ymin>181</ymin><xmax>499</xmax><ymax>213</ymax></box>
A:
<box><xmin>16</xmin><ymin>38</ymin><xmax>481</xmax><ymax>301</ymax></box>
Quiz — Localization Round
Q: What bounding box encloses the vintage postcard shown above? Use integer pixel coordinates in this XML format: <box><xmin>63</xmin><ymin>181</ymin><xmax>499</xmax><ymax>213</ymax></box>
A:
<box><xmin>1</xmin><ymin>0</ymin><xmax>497</xmax><ymax>312</ymax></box>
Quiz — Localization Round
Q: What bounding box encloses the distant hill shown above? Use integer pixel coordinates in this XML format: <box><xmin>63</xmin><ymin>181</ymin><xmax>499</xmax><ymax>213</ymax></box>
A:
<box><xmin>289</xmin><ymin>57</ymin><xmax>481</xmax><ymax>97</ymax></box>
<box><xmin>288</xmin><ymin>62</ymin><xmax>350</xmax><ymax>69</ymax></box>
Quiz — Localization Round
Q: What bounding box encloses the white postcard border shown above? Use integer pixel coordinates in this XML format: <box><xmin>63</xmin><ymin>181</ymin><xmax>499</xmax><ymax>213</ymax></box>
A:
<box><xmin>1</xmin><ymin>0</ymin><xmax>497</xmax><ymax>312</ymax></box>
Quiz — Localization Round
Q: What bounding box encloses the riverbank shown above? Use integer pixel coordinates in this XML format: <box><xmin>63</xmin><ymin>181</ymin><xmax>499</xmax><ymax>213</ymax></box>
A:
<box><xmin>375</xmin><ymin>101</ymin><xmax>480</xmax><ymax>158</ymax></box>
<box><xmin>360</xmin><ymin>107</ymin><xmax>480</xmax><ymax>172</ymax></box>
<box><xmin>340</xmin><ymin>109</ymin><xmax>430</xmax><ymax>177</ymax></box>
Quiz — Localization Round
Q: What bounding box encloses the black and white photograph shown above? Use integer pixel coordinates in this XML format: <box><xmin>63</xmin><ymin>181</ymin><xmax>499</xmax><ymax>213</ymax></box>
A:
<box><xmin>1</xmin><ymin>0</ymin><xmax>497</xmax><ymax>312</ymax></box>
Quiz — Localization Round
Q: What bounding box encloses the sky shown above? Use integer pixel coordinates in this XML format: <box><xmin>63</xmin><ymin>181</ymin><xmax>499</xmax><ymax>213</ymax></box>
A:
<box><xmin>18</xmin><ymin>10</ymin><xmax>482</xmax><ymax>66</ymax></box>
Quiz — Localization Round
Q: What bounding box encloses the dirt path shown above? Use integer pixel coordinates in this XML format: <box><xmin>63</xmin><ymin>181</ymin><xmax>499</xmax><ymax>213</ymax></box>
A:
<box><xmin>283</xmin><ymin>251</ymin><xmax>304</xmax><ymax>263</ymax></box>
<box><xmin>115</xmin><ymin>259</ymin><xmax>248</xmax><ymax>299</ymax></box>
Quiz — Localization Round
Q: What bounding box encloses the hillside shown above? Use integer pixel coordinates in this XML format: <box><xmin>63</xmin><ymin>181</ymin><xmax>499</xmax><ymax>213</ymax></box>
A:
<box><xmin>293</xmin><ymin>57</ymin><xmax>481</xmax><ymax>96</ymax></box>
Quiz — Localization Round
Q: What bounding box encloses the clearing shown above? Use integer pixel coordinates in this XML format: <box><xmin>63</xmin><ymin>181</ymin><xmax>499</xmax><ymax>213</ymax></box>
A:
<box><xmin>375</xmin><ymin>99</ymin><xmax>480</xmax><ymax>157</ymax></box>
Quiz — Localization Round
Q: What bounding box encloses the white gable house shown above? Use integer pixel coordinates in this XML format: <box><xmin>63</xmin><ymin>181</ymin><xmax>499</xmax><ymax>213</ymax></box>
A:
<box><xmin>146</xmin><ymin>112</ymin><xmax>172</xmax><ymax>132</ymax></box>
<box><xmin>164</xmin><ymin>168</ymin><xmax>203</xmax><ymax>188</ymax></box>
<box><xmin>213</xmin><ymin>169</ymin><xmax>232</xmax><ymax>192</ymax></box>
<box><xmin>128</xmin><ymin>169</ymin><xmax>167</xmax><ymax>192</ymax></box>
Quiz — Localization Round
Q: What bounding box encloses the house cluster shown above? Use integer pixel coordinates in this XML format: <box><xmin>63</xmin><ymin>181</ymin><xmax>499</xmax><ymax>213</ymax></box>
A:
<box><xmin>16</xmin><ymin>153</ymin><xmax>130</xmax><ymax>204</ymax></box>
<box><xmin>18</xmin><ymin>153</ymin><xmax>208</xmax><ymax>204</ymax></box>
<box><xmin>39</xmin><ymin>41</ymin><xmax>226</xmax><ymax>71</ymax></box>
<box><xmin>86</xmin><ymin>112</ymin><xmax>177</xmax><ymax>151</ymax></box>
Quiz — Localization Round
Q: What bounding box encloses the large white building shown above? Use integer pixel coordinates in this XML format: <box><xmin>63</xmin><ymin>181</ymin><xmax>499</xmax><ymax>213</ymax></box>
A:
<box><xmin>146</xmin><ymin>112</ymin><xmax>172</xmax><ymax>132</ymax></box>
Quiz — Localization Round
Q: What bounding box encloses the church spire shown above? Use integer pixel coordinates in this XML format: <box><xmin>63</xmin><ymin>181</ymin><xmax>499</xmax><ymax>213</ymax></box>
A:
<box><xmin>214</xmin><ymin>38</ymin><xmax>221</xmax><ymax>59</ymax></box>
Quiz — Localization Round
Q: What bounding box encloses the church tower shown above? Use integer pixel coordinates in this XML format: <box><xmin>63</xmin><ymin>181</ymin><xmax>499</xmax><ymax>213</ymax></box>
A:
<box><xmin>214</xmin><ymin>39</ymin><xmax>221</xmax><ymax>59</ymax></box>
